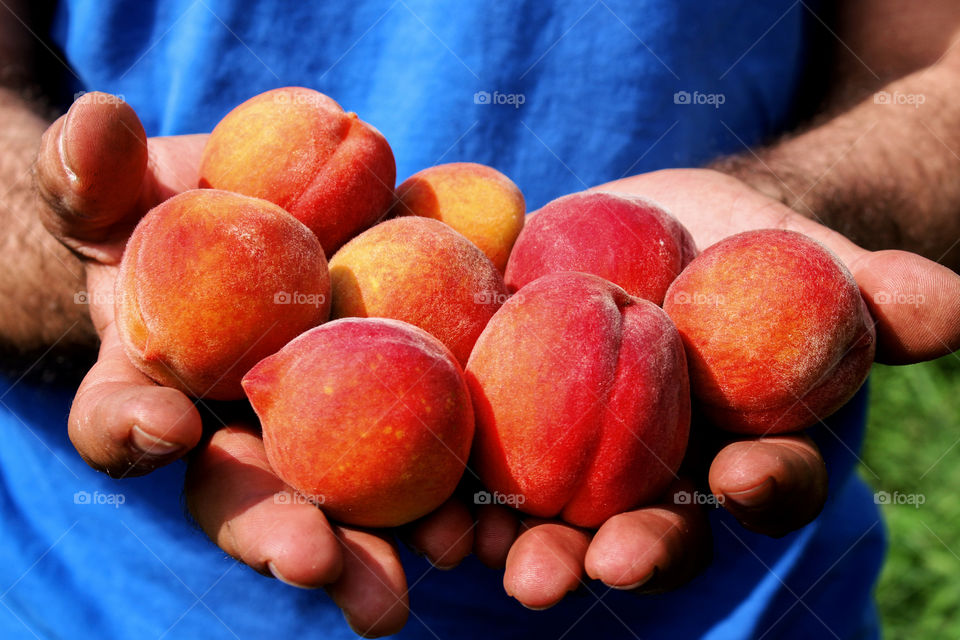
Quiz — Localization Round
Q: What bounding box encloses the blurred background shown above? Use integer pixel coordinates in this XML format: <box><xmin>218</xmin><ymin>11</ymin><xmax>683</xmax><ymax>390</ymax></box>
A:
<box><xmin>861</xmin><ymin>354</ymin><xmax>960</xmax><ymax>637</ymax></box>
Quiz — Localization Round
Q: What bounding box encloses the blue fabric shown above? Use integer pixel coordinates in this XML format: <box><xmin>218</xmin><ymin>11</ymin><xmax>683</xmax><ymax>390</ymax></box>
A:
<box><xmin>53</xmin><ymin>0</ymin><xmax>811</xmax><ymax>209</ymax></box>
<box><xmin>0</xmin><ymin>1</ymin><xmax>885</xmax><ymax>637</ymax></box>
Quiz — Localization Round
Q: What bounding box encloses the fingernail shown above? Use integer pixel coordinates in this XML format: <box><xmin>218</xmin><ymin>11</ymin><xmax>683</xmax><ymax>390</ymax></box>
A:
<box><xmin>57</xmin><ymin>112</ymin><xmax>79</xmax><ymax>183</ymax></box>
<box><xmin>268</xmin><ymin>561</ymin><xmax>317</xmax><ymax>590</ymax></box>
<box><xmin>517</xmin><ymin>601</ymin><xmax>553</xmax><ymax>611</ymax></box>
<box><xmin>606</xmin><ymin>569</ymin><xmax>656</xmax><ymax>591</ymax></box>
<box><xmin>724</xmin><ymin>476</ymin><xmax>777</xmax><ymax>508</ymax></box>
<box><xmin>130</xmin><ymin>425</ymin><xmax>182</xmax><ymax>457</ymax></box>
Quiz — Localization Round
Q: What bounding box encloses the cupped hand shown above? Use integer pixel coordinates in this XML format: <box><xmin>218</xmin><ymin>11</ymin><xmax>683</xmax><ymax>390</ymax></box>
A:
<box><xmin>35</xmin><ymin>93</ymin><xmax>483</xmax><ymax>637</ymax></box>
<box><xmin>35</xmin><ymin>91</ymin><xmax>208</xmax><ymax>476</ymax></box>
<box><xmin>486</xmin><ymin>167</ymin><xmax>960</xmax><ymax>610</ymax></box>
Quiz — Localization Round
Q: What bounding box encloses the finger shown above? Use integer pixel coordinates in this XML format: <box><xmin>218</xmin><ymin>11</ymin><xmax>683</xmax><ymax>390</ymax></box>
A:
<box><xmin>503</xmin><ymin>521</ymin><xmax>591</xmax><ymax>610</ymax></box>
<box><xmin>185</xmin><ymin>424</ymin><xmax>343</xmax><ymax>588</ymax></box>
<box><xmin>68</xmin><ymin>319</ymin><xmax>202</xmax><ymax>476</ymax></box>
<box><xmin>326</xmin><ymin>527</ymin><xmax>410</xmax><ymax>638</ymax></box>
<box><xmin>35</xmin><ymin>92</ymin><xmax>148</xmax><ymax>260</ymax></box>
<box><xmin>850</xmin><ymin>249</ymin><xmax>960</xmax><ymax>364</ymax></box>
<box><xmin>708</xmin><ymin>434</ymin><xmax>828</xmax><ymax>537</ymax></box>
<box><xmin>474</xmin><ymin>504</ymin><xmax>521</xmax><ymax>569</ymax></box>
<box><xmin>585</xmin><ymin>481</ymin><xmax>712</xmax><ymax>593</ymax></box>
<box><xmin>401</xmin><ymin>497</ymin><xmax>475</xmax><ymax>570</ymax></box>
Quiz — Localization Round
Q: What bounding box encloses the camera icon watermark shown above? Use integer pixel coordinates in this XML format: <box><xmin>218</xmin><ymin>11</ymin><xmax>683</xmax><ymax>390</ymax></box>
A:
<box><xmin>671</xmin><ymin>290</ymin><xmax>725</xmax><ymax>306</ymax></box>
<box><xmin>73</xmin><ymin>91</ymin><xmax>126</xmax><ymax>104</ymax></box>
<box><xmin>474</xmin><ymin>490</ymin><xmax>526</xmax><ymax>507</ymax></box>
<box><xmin>673</xmin><ymin>490</ymin><xmax>725</xmax><ymax>507</ymax></box>
<box><xmin>874</xmin><ymin>490</ymin><xmax>925</xmax><ymax>509</ymax></box>
<box><xmin>274</xmin><ymin>490</ymin><xmax>326</xmax><ymax>506</ymax></box>
<box><xmin>73</xmin><ymin>490</ymin><xmax>126</xmax><ymax>508</ymax></box>
<box><xmin>474</xmin><ymin>90</ymin><xmax>525</xmax><ymax>109</ymax></box>
<box><xmin>272</xmin><ymin>91</ymin><xmax>326</xmax><ymax>106</ymax></box>
<box><xmin>674</xmin><ymin>90</ymin><xmax>725</xmax><ymax>109</ymax></box>
<box><xmin>74</xmin><ymin>290</ymin><xmax>125</xmax><ymax>306</ymax></box>
<box><xmin>274</xmin><ymin>291</ymin><xmax>327</xmax><ymax>308</ymax></box>
<box><xmin>474</xmin><ymin>290</ymin><xmax>515</xmax><ymax>306</ymax></box>
<box><xmin>873</xmin><ymin>91</ymin><xmax>925</xmax><ymax>109</ymax></box>
<box><xmin>872</xmin><ymin>290</ymin><xmax>925</xmax><ymax>308</ymax></box>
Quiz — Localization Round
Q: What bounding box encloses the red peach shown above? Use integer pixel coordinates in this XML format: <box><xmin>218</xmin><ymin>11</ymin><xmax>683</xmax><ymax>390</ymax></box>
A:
<box><xmin>115</xmin><ymin>189</ymin><xmax>330</xmax><ymax>400</ymax></box>
<box><xmin>329</xmin><ymin>216</ymin><xmax>508</xmax><ymax>365</ymax></box>
<box><xmin>466</xmin><ymin>271</ymin><xmax>690</xmax><ymax>528</ymax></box>
<box><xmin>243</xmin><ymin>318</ymin><xmax>474</xmax><ymax>528</ymax></box>
<box><xmin>505</xmin><ymin>191</ymin><xmax>696</xmax><ymax>304</ymax></box>
<box><xmin>663</xmin><ymin>229</ymin><xmax>875</xmax><ymax>434</ymax></box>
<box><xmin>198</xmin><ymin>87</ymin><xmax>396</xmax><ymax>256</ymax></box>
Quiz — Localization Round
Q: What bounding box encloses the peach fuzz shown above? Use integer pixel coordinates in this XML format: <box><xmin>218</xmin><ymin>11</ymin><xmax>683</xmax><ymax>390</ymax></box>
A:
<box><xmin>465</xmin><ymin>272</ymin><xmax>690</xmax><ymax>528</ymax></box>
<box><xmin>198</xmin><ymin>86</ymin><xmax>396</xmax><ymax>256</ymax></box>
<box><xmin>115</xmin><ymin>189</ymin><xmax>330</xmax><ymax>400</ymax></box>
<box><xmin>243</xmin><ymin>318</ymin><xmax>474</xmax><ymax>528</ymax></box>
<box><xmin>394</xmin><ymin>162</ymin><xmax>525</xmax><ymax>271</ymax></box>
<box><xmin>663</xmin><ymin>229</ymin><xmax>875</xmax><ymax>434</ymax></box>
<box><xmin>328</xmin><ymin>216</ymin><xmax>508</xmax><ymax>365</ymax></box>
<box><xmin>504</xmin><ymin>191</ymin><xmax>697</xmax><ymax>305</ymax></box>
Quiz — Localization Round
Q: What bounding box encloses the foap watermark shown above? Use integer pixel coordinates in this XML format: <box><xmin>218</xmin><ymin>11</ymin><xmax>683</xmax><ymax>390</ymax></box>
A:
<box><xmin>274</xmin><ymin>490</ymin><xmax>326</xmax><ymax>506</ymax></box>
<box><xmin>674</xmin><ymin>90</ymin><xmax>725</xmax><ymax>109</ymax></box>
<box><xmin>874</xmin><ymin>490</ymin><xmax>925</xmax><ymax>509</ymax></box>
<box><xmin>474</xmin><ymin>290</ymin><xmax>517</xmax><ymax>305</ymax></box>
<box><xmin>873</xmin><ymin>290</ymin><xmax>925</xmax><ymax>308</ymax></box>
<box><xmin>474</xmin><ymin>490</ymin><xmax>526</xmax><ymax>508</ymax></box>
<box><xmin>274</xmin><ymin>291</ymin><xmax>327</xmax><ymax>308</ymax></box>
<box><xmin>671</xmin><ymin>290</ymin><xmax>725</xmax><ymax>306</ymax></box>
<box><xmin>74</xmin><ymin>290</ymin><xmax>125</xmax><ymax>306</ymax></box>
<box><xmin>874</xmin><ymin>91</ymin><xmax>925</xmax><ymax>109</ymax></box>
<box><xmin>74</xmin><ymin>91</ymin><xmax>126</xmax><ymax>104</ymax></box>
<box><xmin>272</xmin><ymin>91</ymin><xmax>326</xmax><ymax>106</ymax></box>
<box><xmin>74</xmin><ymin>490</ymin><xmax>126</xmax><ymax>508</ymax></box>
<box><xmin>673</xmin><ymin>490</ymin><xmax>725</xmax><ymax>507</ymax></box>
<box><xmin>474</xmin><ymin>90</ymin><xmax>526</xmax><ymax>109</ymax></box>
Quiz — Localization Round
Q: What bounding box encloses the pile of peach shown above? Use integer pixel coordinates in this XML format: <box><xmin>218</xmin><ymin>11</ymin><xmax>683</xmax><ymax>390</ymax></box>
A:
<box><xmin>116</xmin><ymin>87</ymin><xmax>875</xmax><ymax>529</ymax></box>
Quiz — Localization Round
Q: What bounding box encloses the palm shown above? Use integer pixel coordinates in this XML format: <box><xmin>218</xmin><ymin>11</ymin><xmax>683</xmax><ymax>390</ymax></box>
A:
<box><xmin>602</xmin><ymin>168</ymin><xmax>960</xmax><ymax>364</ymax></box>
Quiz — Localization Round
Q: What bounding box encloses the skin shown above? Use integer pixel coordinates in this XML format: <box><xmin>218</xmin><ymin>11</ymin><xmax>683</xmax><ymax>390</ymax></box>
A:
<box><xmin>1</xmin><ymin>0</ymin><xmax>959</xmax><ymax>635</ymax></box>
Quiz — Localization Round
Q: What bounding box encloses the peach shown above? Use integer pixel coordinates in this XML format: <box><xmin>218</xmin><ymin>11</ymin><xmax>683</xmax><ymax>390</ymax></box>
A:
<box><xmin>504</xmin><ymin>191</ymin><xmax>696</xmax><ymax>305</ymax></box>
<box><xmin>243</xmin><ymin>318</ymin><xmax>474</xmax><ymax>528</ymax></box>
<box><xmin>115</xmin><ymin>189</ymin><xmax>330</xmax><ymax>400</ymax></box>
<box><xmin>465</xmin><ymin>272</ymin><xmax>690</xmax><ymax>528</ymax></box>
<box><xmin>663</xmin><ymin>229</ymin><xmax>875</xmax><ymax>434</ymax></box>
<box><xmin>394</xmin><ymin>162</ymin><xmax>525</xmax><ymax>271</ymax></box>
<box><xmin>198</xmin><ymin>87</ymin><xmax>396</xmax><ymax>256</ymax></box>
<box><xmin>329</xmin><ymin>216</ymin><xmax>508</xmax><ymax>365</ymax></box>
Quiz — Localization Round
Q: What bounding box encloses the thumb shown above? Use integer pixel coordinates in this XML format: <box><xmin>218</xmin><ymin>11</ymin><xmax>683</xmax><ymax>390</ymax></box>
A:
<box><xmin>851</xmin><ymin>249</ymin><xmax>960</xmax><ymax>364</ymax></box>
<box><xmin>34</xmin><ymin>91</ymin><xmax>148</xmax><ymax>263</ymax></box>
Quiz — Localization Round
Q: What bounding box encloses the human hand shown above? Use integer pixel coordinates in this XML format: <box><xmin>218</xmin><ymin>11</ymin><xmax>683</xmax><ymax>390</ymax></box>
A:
<box><xmin>35</xmin><ymin>93</ymin><xmax>489</xmax><ymax>637</ymax></box>
<box><xmin>35</xmin><ymin>92</ymin><xmax>207</xmax><ymax>475</ymax></box>
<box><xmin>482</xmin><ymin>167</ymin><xmax>960</xmax><ymax>609</ymax></box>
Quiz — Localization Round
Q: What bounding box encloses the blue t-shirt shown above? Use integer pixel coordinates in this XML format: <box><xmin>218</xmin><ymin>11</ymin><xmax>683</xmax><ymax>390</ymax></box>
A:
<box><xmin>0</xmin><ymin>1</ymin><xmax>885</xmax><ymax>638</ymax></box>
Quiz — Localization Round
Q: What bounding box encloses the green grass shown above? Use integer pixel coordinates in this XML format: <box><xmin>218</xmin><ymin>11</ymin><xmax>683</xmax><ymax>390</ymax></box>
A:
<box><xmin>860</xmin><ymin>353</ymin><xmax>960</xmax><ymax>638</ymax></box>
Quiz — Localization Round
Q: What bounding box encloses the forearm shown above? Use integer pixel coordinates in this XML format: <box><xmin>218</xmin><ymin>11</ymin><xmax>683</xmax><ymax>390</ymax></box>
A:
<box><xmin>0</xmin><ymin>87</ymin><xmax>95</xmax><ymax>357</ymax></box>
<box><xmin>714</xmin><ymin>50</ymin><xmax>960</xmax><ymax>270</ymax></box>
